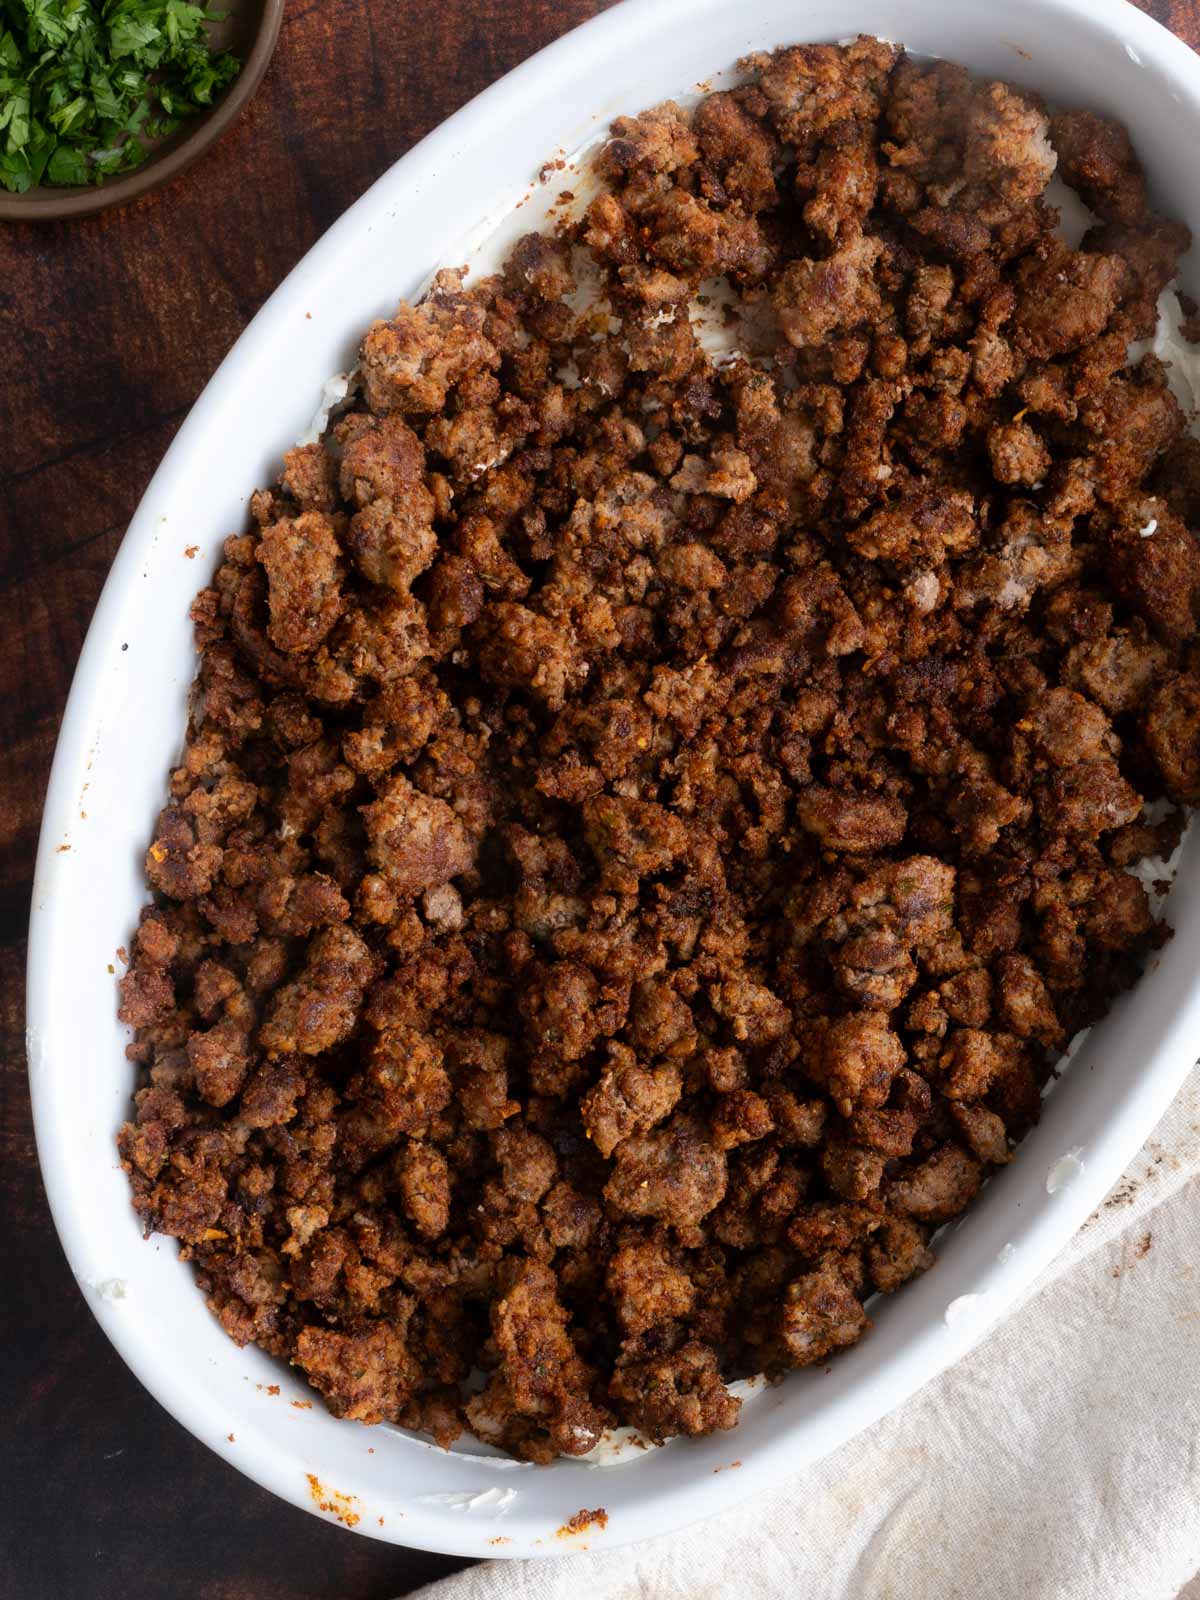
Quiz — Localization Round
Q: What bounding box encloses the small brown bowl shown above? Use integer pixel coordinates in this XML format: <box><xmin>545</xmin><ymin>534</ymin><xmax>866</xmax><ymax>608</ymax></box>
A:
<box><xmin>0</xmin><ymin>0</ymin><xmax>284</xmax><ymax>223</ymax></box>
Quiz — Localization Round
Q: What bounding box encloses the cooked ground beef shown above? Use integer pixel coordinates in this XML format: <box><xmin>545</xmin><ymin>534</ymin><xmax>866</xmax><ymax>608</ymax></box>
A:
<box><xmin>118</xmin><ymin>38</ymin><xmax>1198</xmax><ymax>1462</ymax></box>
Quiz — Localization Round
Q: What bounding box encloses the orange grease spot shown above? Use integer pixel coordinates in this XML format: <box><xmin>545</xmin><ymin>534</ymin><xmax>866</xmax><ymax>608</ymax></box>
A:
<box><xmin>556</xmin><ymin>1507</ymin><xmax>608</xmax><ymax>1539</ymax></box>
<box><xmin>305</xmin><ymin>1473</ymin><xmax>361</xmax><ymax>1528</ymax></box>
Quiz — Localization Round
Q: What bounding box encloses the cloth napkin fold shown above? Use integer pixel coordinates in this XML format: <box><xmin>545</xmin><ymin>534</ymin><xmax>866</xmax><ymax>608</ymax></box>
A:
<box><xmin>416</xmin><ymin>1066</ymin><xmax>1200</xmax><ymax>1600</ymax></box>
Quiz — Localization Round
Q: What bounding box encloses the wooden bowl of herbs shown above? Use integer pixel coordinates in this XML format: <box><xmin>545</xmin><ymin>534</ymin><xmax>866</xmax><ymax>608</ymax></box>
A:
<box><xmin>0</xmin><ymin>0</ymin><xmax>283</xmax><ymax>221</ymax></box>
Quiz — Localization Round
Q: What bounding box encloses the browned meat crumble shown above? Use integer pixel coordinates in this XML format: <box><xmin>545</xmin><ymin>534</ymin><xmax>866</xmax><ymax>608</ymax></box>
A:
<box><xmin>118</xmin><ymin>38</ymin><xmax>1199</xmax><ymax>1461</ymax></box>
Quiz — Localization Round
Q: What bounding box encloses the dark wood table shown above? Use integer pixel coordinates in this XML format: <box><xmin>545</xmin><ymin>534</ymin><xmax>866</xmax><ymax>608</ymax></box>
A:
<box><xmin>1</xmin><ymin>2</ymin><xmax>1195</xmax><ymax>1595</ymax></box>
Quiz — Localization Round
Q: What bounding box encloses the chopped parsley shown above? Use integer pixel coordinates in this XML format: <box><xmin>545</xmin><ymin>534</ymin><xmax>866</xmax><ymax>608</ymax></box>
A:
<box><xmin>0</xmin><ymin>0</ymin><xmax>241</xmax><ymax>192</ymax></box>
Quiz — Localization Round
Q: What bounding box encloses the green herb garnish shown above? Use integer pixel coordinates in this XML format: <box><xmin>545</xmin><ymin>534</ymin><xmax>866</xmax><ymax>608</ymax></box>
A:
<box><xmin>0</xmin><ymin>0</ymin><xmax>241</xmax><ymax>193</ymax></box>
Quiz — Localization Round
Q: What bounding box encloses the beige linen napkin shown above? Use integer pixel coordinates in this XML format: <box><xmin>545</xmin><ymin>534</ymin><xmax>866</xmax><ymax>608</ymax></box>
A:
<box><xmin>416</xmin><ymin>1066</ymin><xmax>1200</xmax><ymax>1600</ymax></box>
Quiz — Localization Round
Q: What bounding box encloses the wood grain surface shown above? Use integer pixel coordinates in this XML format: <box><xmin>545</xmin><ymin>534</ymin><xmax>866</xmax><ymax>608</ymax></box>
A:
<box><xmin>0</xmin><ymin>3</ymin><xmax>1195</xmax><ymax>1596</ymax></box>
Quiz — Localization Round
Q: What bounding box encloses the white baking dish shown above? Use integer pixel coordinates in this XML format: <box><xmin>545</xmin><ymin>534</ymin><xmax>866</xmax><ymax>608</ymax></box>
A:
<box><xmin>26</xmin><ymin>0</ymin><xmax>1200</xmax><ymax>1558</ymax></box>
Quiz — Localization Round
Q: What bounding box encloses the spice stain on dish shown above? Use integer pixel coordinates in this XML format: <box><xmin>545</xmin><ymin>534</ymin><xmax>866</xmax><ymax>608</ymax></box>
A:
<box><xmin>305</xmin><ymin>1474</ymin><xmax>362</xmax><ymax>1528</ymax></box>
<box><xmin>556</xmin><ymin>1507</ymin><xmax>609</xmax><ymax>1539</ymax></box>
